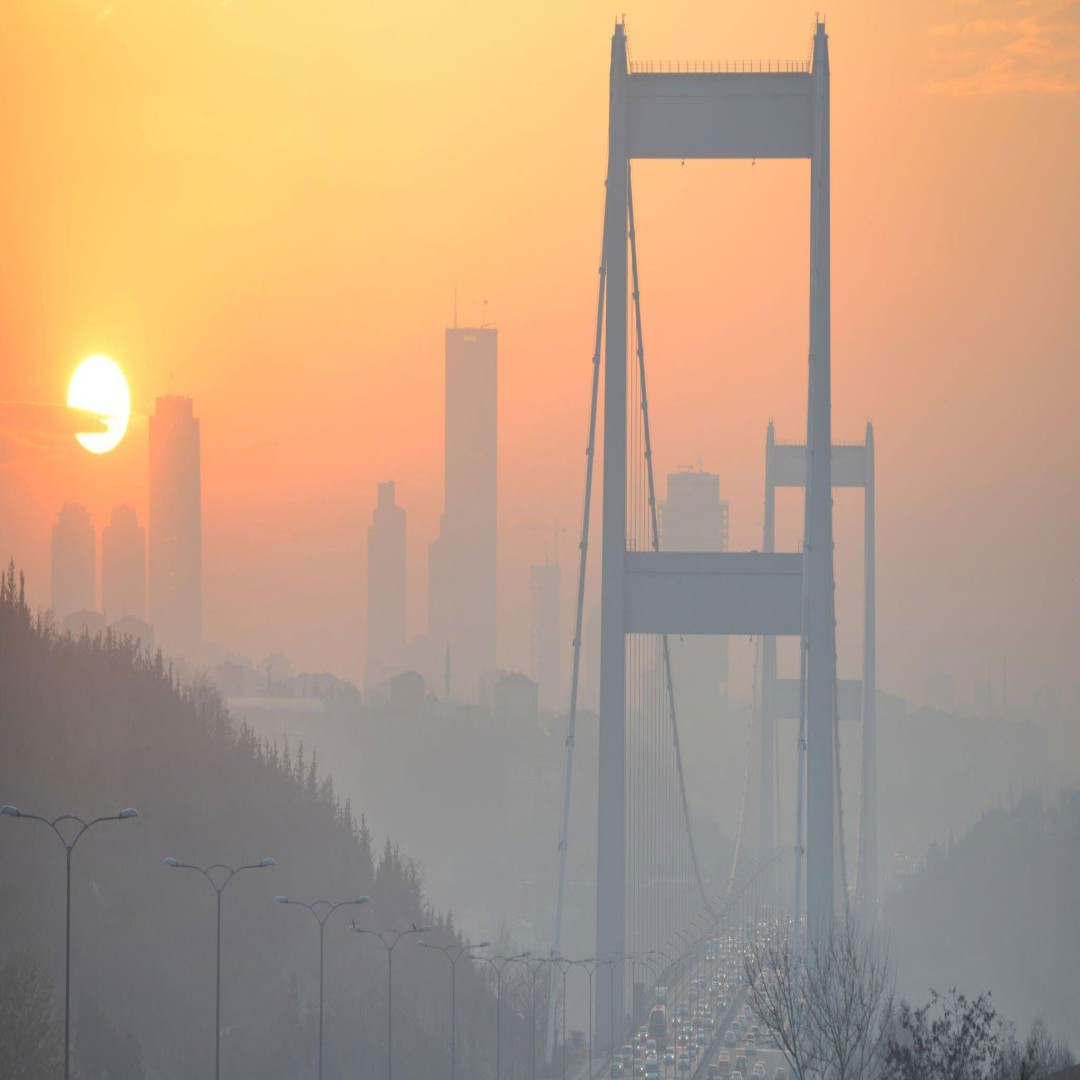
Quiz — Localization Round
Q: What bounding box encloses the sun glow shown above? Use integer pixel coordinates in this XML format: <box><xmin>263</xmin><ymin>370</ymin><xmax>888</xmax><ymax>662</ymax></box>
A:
<box><xmin>67</xmin><ymin>354</ymin><xmax>131</xmax><ymax>454</ymax></box>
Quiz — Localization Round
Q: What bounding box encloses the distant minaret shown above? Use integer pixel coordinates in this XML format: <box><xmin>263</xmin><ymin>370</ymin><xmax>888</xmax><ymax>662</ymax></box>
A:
<box><xmin>444</xmin><ymin>647</ymin><xmax>451</xmax><ymax>704</ymax></box>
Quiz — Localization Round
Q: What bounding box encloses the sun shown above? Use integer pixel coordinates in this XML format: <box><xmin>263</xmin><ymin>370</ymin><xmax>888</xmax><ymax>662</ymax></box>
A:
<box><xmin>67</xmin><ymin>355</ymin><xmax>131</xmax><ymax>454</ymax></box>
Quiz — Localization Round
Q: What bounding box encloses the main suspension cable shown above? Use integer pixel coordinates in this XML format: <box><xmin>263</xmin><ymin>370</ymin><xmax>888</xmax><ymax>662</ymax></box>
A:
<box><xmin>627</xmin><ymin>166</ymin><xmax>718</xmax><ymax>922</ymax></box>
<box><xmin>545</xmin><ymin>195</ymin><xmax>608</xmax><ymax>1066</ymax></box>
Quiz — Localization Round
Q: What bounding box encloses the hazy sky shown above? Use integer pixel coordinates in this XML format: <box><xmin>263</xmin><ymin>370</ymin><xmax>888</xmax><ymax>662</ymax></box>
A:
<box><xmin>1</xmin><ymin>0</ymin><xmax>1077</xmax><ymax>708</ymax></box>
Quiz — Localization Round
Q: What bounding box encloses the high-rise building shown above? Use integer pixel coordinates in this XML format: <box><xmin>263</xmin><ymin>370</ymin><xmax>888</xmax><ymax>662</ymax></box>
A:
<box><xmin>51</xmin><ymin>501</ymin><xmax>95</xmax><ymax>619</ymax></box>
<box><xmin>366</xmin><ymin>480</ymin><xmax>407</xmax><ymax>687</ymax></box>
<box><xmin>428</xmin><ymin>326</ymin><xmax>498</xmax><ymax>697</ymax></box>
<box><xmin>102</xmin><ymin>504</ymin><xmax>146</xmax><ymax>621</ymax></box>
<box><xmin>661</xmin><ymin>468</ymin><xmax>730</xmax><ymax>721</ymax></box>
<box><xmin>149</xmin><ymin>395</ymin><xmax>201</xmax><ymax>659</ymax></box>
<box><xmin>530</xmin><ymin>561</ymin><xmax>561</xmax><ymax>712</ymax></box>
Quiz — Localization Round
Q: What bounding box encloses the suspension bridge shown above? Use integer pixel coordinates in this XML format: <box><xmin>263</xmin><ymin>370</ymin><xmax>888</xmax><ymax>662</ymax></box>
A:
<box><xmin>546</xmin><ymin>17</ymin><xmax>880</xmax><ymax>1057</ymax></box>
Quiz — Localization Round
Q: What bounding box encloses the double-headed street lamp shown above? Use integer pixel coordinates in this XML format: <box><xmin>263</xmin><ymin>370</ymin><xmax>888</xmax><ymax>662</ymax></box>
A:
<box><xmin>472</xmin><ymin>951</ymin><xmax>532</xmax><ymax>1080</ymax></box>
<box><xmin>1</xmin><ymin>803</ymin><xmax>139</xmax><ymax>1080</ymax></box>
<box><xmin>274</xmin><ymin>894</ymin><xmax>369</xmax><ymax>1079</ymax></box>
<box><xmin>349</xmin><ymin>923</ymin><xmax>431</xmax><ymax>1080</ymax></box>
<box><xmin>162</xmin><ymin>856</ymin><xmax>276</xmax><ymax>1080</ymax></box>
<box><xmin>417</xmin><ymin>938</ymin><xmax>489</xmax><ymax>1080</ymax></box>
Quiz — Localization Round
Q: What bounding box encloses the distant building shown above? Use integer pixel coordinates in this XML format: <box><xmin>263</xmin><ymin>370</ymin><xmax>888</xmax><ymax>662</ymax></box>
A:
<box><xmin>216</xmin><ymin>659</ymin><xmax>262</xmax><ymax>699</ymax></box>
<box><xmin>109</xmin><ymin>615</ymin><xmax>154</xmax><ymax>652</ymax></box>
<box><xmin>102</xmin><ymin>504</ymin><xmax>146</xmax><ymax>622</ymax></box>
<box><xmin>428</xmin><ymin>326</ymin><xmax>498</xmax><ymax>699</ymax></box>
<box><xmin>661</xmin><ymin>468</ymin><xmax>730</xmax><ymax>720</ymax></box>
<box><xmin>366</xmin><ymin>481</ymin><xmax>407</xmax><ymax>687</ymax></box>
<box><xmin>490</xmin><ymin>671</ymin><xmax>539</xmax><ymax>725</ymax></box>
<box><xmin>530</xmin><ymin>561</ymin><xmax>562</xmax><ymax>712</ymax></box>
<box><xmin>51</xmin><ymin>501</ymin><xmax>95</xmax><ymax>619</ymax></box>
<box><xmin>64</xmin><ymin>610</ymin><xmax>106</xmax><ymax>638</ymax></box>
<box><xmin>390</xmin><ymin>670</ymin><xmax>425</xmax><ymax>716</ymax></box>
<box><xmin>924</xmin><ymin>667</ymin><xmax>956</xmax><ymax>713</ymax></box>
<box><xmin>149</xmin><ymin>396</ymin><xmax>201</xmax><ymax>660</ymax></box>
<box><xmin>259</xmin><ymin>652</ymin><xmax>295</xmax><ymax>695</ymax></box>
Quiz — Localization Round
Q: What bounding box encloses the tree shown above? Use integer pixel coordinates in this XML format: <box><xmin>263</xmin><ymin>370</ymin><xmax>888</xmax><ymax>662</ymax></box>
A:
<box><xmin>887</xmin><ymin>988</ymin><xmax>1010</xmax><ymax>1080</ymax></box>
<box><xmin>0</xmin><ymin>951</ymin><xmax>63</xmax><ymax>1080</ymax></box>
<box><xmin>744</xmin><ymin>918</ymin><xmax>895</xmax><ymax>1080</ymax></box>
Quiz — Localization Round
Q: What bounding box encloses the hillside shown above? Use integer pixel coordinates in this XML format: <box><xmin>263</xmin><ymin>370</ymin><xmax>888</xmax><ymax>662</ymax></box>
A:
<box><xmin>888</xmin><ymin>785</ymin><xmax>1080</xmax><ymax>1041</ymax></box>
<box><xmin>0</xmin><ymin>565</ymin><xmax>516</xmax><ymax>1079</ymax></box>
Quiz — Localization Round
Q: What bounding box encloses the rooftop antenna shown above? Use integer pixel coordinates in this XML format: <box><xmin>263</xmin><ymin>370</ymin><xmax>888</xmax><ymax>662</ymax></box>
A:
<box><xmin>453</xmin><ymin>284</ymin><xmax>458</xmax><ymax>329</ymax></box>
<box><xmin>481</xmin><ymin>298</ymin><xmax>491</xmax><ymax>328</ymax></box>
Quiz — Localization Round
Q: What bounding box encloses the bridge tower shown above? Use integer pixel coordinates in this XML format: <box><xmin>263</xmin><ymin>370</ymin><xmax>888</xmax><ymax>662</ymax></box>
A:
<box><xmin>756</xmin><ymin>422</ymin><xmax>877</xmax><ymax>919</ymax></box>
<box><xmin>594</xmin><ymin>20</ymin><xmax>837</xmax><ymax>1041</ymax></box>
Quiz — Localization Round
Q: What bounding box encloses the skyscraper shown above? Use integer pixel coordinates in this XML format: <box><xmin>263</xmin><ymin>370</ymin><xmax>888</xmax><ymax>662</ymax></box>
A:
<box><xmin>149</xmin><ymin>395</ymin><xmax>201</xmax><ymax>659</ymax></box>
<box><xmin>428</xmin><ymin>326</ymin><xmax>498</xmax><ymax>698</ymax></box>
<box><xmin>366</xmin><ymin>480</ymin><xmax>407</xmax><ymax>687</ymax></box>
<box><xmin>530</xmin><ymin>561</ymin><xmax>561</xmax><ymax>712</ymax></box>
<box><xmin>102</xmin><ymin>504</ymin><xmax>146</xmax><ymax>621</ymax></box>
<box><xmin>661</xmin><ymin>468</ymin><xmax>730</xmax><ymax>720</ymax></box>
<box><xmin>51</xmin><ymin>501</ymin><xmax>95</xmax><ymax>619</ymax></box>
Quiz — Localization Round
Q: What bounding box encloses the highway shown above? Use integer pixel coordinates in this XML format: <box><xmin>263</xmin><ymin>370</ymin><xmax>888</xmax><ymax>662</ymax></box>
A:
<box><xmin>568</xmin><ymin>924</ymin><xmax>790</xmax><ymax>1080</ymax></box>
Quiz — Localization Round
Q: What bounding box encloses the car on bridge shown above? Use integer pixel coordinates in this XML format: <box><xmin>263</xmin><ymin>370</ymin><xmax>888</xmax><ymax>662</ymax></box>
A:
<box><xmin>724</xmin><ymin>1030</ymin><xmax>737</xmax><ymax>1048</ymax></box>
<box><xmin>677</xmin><ymin>1053</ymin><xmax>691</xmax><ymax>1073</ymax></box>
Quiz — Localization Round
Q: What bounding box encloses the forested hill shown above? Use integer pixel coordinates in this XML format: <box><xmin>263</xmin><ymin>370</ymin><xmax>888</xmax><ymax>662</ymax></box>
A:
<box><xmin>0</xmin><ymin>565</ymin><xmax>501</xmax><ymax>1079</ymax></box>
<box><xmin>888</xmin><ymin>785</ymin><xmax>1080</xmax><ymax>1041</ymax></box>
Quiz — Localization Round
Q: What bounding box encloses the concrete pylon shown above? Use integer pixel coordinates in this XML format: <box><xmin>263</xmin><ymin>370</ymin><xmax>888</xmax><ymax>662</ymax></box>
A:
<box><xmin>757</xmin><ymin>424</ymin><xmax>778</xmax><ymax>864</ymax></box>
<box><xmin>804</xmin><ymin>20</ymin><xmax>837</xmax><ymax>943</ymax></box>
<box><xmin>857</xmin><ymin>422</ymin><xmax>877</xmax><ymax>922</ymax></box>
<box><xmin>595</xmin><ymin>19</ymin><xmax>629</xmax><ymax>1045</ymax></box>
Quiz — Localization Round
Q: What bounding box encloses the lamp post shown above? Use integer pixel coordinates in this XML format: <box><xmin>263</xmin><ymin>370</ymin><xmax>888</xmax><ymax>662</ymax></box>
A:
<box><xmin>611</xmin><ymin>950</ymin><xmax>639</xmax><ymax>1057</ymax></box>
<box><xmin>472</xmin><ymin>951</ymin><xmax>531</xmax><ymax>1080</ymax></box>
<box><xmin>417</xmin><ymin>939</ymin><xmax>489</xmax><ymax>1080</ymax></box>
<box><xmin>349</xmin><ymin>923</ymin><xmax>431</xmax><ymax>1080</ymax></box>
<box><xmin>570</xmin><ymin>958</ymin><xmax>597</xmax><ymax>1080</ymax></box>
<box><xmin>528</xmin><ymin>957</ymin><xmax>562</xmax><ymax>1080</ymax></box>
<box><xmin>162</xmin><ymin>856</ymin><xmax>276</xmax><ymax>1080</ymax></box>
<box><xmin>2</xmin><ymin>804</ymin><xmax>138</xmax><ymax>1080</ymax></box>
<box><xmin>274</xmin><ymin>894</ymin><xmax>369</xmax><ymax>1079</ymax></box>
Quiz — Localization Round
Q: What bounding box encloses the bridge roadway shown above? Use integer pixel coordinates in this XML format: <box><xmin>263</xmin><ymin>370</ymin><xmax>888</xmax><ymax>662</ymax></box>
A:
<box><xmin>567</xmin><ymin>924</ymin><xmax>785</xmax><ymax>1080</ymax></box>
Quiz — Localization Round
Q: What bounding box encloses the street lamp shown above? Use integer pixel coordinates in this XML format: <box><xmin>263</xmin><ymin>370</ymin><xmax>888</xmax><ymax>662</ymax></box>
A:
<box><xmin>472</xmin><ymin>951</ymin><xmax>531</xmax><ymax>1080</ymax></box>
<box><xmin>528</xmin><ymin>956</ymin><xmax>565</xmax><ymax>1080</ymax></box>
<box><xmin>2</xmin><ymin>803</ymin><xmax>138</xmax><ymax>1080</ymax></box>
<box><xmin>349</xmin><ymin>923</ymin><xmax>431</xmax><ymax>1080</ymax></box>
<box><xmin>162</xmin><ymin>856</ymin><xmax>276</xmax><ymax>1080</ymax></box>
<box><xmin>274</xmin><ymin>894</ymin><xmax>369</xmax><ymax>1079</ymax></box>
<box><xmin>569</xmin><ymin>958</ymin><xmax>597</xmax><ymax>1080</ymax></box>
<box><xmin>417</xmin><ymin>939</ymin><xmax>489</xmax><ymax>1080</ymax></box>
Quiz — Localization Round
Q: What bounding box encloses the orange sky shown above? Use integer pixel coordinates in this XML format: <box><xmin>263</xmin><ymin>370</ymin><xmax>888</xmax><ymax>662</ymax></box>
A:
<box><xmin>1</xmin><ymin>0</ymin><xmax>1077</xmax><ymax>708</ymax></box>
